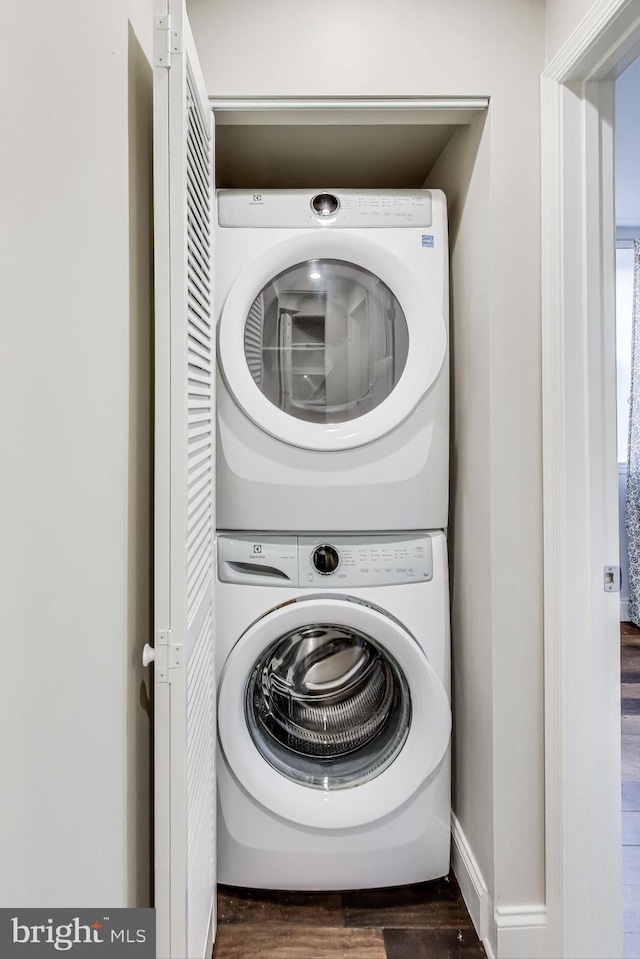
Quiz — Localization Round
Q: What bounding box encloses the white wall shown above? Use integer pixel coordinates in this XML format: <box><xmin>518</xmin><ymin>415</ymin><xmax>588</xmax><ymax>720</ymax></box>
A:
<box><xmin>188</xmin><ymin>0</ymin><xmax>546</xmax><ymax>948</ymax></box>
<box><xmin>425</xmin><ymin>113</ymin><xmax>495</xmax><ymax>912</ymax></box>
<box><xmin>0</xmin><ymin>0</ymin><xmax>153</xmax><ymax>907</ymax></box>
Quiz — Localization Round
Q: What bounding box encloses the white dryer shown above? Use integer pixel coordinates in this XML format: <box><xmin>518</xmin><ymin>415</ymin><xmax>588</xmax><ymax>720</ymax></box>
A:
<box><xmin>215</xmin><ymin>189</ymin><xmax>449</xmax><ymax>532</ymax></box>
<box><xmin>215</xmin><ymin>530</ymin><xmax>451</xmax><ymax>890</ymax></box>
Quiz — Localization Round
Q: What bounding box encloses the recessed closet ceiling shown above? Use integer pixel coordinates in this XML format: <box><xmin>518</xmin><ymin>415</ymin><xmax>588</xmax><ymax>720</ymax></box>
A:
<box><xmin>215</xmin><ymin>123</ymin><xmax>459</xmax><ymax>189</ymax></box>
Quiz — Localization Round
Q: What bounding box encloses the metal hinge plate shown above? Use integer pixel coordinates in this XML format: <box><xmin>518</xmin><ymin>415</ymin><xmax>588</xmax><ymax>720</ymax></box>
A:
<box><xmin>604</xmin><ymin>565</ymin><xmax>621</xmax><ymax>593</ymax></box>
<box><xmin>154</xmin><ymin>15</ymin><xmax>182</xmax><ymax>68</ymax></box>
<box><xmin>154</xmin><ymin>630</ymin><xmax>184</xmax><ymax>683</ymax></box>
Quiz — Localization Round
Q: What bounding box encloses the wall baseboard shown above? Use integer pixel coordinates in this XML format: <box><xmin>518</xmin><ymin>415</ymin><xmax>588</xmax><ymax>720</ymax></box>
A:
<box><xmin>451</xmin><ymin>814</ymin><xmax>548</xmax><ymax>957</ymax></box>
<box><xmin>495</xmin><ymin>904</ymin><xmax>547</xmax><ymax>958</ymax></box>
<box><xmin>451</xmin><ymin>813</ymin><xmax>492</xmax><ymax>951</ymax></box>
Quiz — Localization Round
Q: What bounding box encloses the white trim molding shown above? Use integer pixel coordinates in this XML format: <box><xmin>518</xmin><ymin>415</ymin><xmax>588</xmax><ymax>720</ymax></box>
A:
<box><xmin>210</xmin><ymin>96</ymin><xmax>489</xmax><ymax>111</ymax></box>
<box><xmin>541</xmin><ymin>0</ymin><xmax>640</xmax><ymax>955</ymax></box>
<box><xmin>494</xmin><ymin>906</ymin><xmax>547</xmax><ymax>959</ymax></box>
<box><xmin>451</xmin><ymin>814</ymin><xmax>491</xmax><ymax>948</ymax></box>
<box><xmin>209</xmin><ymin>96</ymin><xmax>489</xmax><ymax>127</ymax></box>
<box><xmin>452</xmin><ymin>814</ymin><xmax>548</xmax><ymax>959</ymax></box>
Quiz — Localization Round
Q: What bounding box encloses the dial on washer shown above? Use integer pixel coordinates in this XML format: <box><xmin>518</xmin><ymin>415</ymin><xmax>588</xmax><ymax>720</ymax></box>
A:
<box><xmin>312</xmin><ymin>544</ymin><xmax>340</xmax><ymax>575</ymax></box>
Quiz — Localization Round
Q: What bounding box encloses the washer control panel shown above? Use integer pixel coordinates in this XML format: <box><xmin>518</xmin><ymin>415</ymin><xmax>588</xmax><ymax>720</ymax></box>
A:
<box><xmin>218</xmin><ymin>189</ymin><xmax>433</xmax><ymax>228</ymax></box>
<box><xmin>217</xmin><ymin>533</ymin><xmax>433</xmax><ymax>587</ymax></box>
<box><xmin>300</xmin><ymin>534</ymin><xmax>433</xmax><ymax>587</ymax></box>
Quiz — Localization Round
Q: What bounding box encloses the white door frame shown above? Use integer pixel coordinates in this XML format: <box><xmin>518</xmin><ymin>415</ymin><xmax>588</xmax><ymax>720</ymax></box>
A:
<box><xmin>541</xmin><ymin>1</ymin><xmax>640</xmax><ymax>955</ymax></box>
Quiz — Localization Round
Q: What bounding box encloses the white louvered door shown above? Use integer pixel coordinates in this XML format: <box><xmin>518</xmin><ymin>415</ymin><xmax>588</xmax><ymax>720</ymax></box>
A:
<box><xmin>153</xmin><ymin>2</ymin><xmax>216</xmax><ymax>957</ymax></box>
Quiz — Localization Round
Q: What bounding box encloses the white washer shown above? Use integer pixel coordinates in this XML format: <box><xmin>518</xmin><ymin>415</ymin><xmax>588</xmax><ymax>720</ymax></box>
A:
<box><xmin>215</xmin><ymin>189</ymin><xmax>449</xmax><ymax>532</ymax></box>
<box><xmin>216</xmin><ymin>530</ymin><xmax>451</xmax><ymax>890</ymax></box>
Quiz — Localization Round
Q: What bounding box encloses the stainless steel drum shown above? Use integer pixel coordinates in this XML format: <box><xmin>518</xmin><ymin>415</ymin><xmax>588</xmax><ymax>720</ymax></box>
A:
<box><xmin>245</xmin><ymin>623</ymin><xmax>411</xmax><ymax>790</ymax></box>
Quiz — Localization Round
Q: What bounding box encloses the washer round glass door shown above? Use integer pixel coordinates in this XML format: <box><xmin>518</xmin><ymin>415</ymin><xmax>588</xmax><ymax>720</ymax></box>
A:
<box><xmin>217</xmin><ymin>597</ymin><xmax>451</xmax><ymax>829</ymax></box>
<box><xmin>217</xmin><ymin>232</ymin><xmax>447</xmax><ymax>451</ymax></box>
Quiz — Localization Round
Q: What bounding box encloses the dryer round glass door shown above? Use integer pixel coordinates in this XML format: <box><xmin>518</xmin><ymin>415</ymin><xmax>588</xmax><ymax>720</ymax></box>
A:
<box><xmin>217</xmin><ymin>232</ymin><xmax>447</xmax><ymax>451</ymax></box>
<box><xmin>217</xmin><ymin>597</ymin><xmax>451</xmax><ymax>829</ymax></box>
<box><xmin>244</xmin><ymin>260</ymin><xmax>409</xmax><ymax>426</ymax></box>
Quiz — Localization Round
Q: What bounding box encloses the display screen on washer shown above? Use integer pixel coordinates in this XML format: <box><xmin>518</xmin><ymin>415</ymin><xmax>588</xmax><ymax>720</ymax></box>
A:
<box><xmin>244</xmin><ymin>259</ymin><xmax>409</xmax><ymax>423</ymax></box>
<box><xmin>245</xmin><ymin>623</ymin><xmax>411</xmax><ymax>790</ymax></box>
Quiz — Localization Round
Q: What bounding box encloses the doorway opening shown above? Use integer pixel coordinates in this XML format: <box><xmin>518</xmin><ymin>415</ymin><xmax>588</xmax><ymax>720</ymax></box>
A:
<box><xmin>616</xmin><ymin>51</ymin><xmax>640</xmax><ymax>958</ymax></box>
<box><xmin>541</xmin><ymin>2</ymin><xmax>640</xmax><ymax>955</ymax></box>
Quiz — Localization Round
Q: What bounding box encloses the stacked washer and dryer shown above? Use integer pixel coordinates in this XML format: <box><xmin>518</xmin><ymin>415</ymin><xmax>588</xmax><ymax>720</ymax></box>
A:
<box><xmin>214</xmin><ymin>189</ymin><xmax>451</xmax><ymax>890</ymax></box>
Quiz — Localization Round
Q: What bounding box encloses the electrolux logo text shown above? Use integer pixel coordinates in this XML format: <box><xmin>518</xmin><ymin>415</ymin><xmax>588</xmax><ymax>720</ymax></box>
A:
<box><xmin>1</xmin><ymin>909</ymin><xmax>155</xmax><ymax>957</ymax></box>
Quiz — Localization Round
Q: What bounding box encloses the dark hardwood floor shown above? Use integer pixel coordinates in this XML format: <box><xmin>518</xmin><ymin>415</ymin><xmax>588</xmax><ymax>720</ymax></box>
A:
<box><xmin>623</xmin><ymin>622</ymin><xmax>640</xmax><ymax>958</ymax></box>
<box><xmin>212</xmin><ymin>874</ymin><xmax>485</xmax><ymax>958</ymax></box>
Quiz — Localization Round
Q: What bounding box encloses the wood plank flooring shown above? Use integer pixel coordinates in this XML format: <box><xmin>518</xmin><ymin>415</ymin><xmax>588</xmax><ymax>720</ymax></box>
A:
<box><xmin>623</xmin><ymin>623</ymin><xmax>640</xmax><ymax>958</ymax></box>
<box><xmin>213</xmin><ymin>875</ymin><xmax>485</xmax><ymax>959</ymax></box>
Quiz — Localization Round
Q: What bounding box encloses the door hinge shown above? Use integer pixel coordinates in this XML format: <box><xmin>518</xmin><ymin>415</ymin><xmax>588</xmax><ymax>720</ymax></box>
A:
<box><xmin>154</xmin><ymin>629</ymin><xmax>184</xmax><ymax>683</ymax></box>
<box><xmin>604</xmin><ymin>565</ymin><xmax>621</xmax><ymax>593</ymax></box>
<box><xmin>154</xmin><ymin>15</ymin><xmax>182</xmax><ymax>68</ymax></box>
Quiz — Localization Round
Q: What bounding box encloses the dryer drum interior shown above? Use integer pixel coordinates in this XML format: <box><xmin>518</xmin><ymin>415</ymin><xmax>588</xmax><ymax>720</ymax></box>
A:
<box><xmin>245</xmin><ymin>624</ymin><xmax>412</xmax><ymax>790</ymax></box>
<box><xmin>244</xmin><ymin>259</ymin><xmax>410</xmax><ymax>425</ymax></box>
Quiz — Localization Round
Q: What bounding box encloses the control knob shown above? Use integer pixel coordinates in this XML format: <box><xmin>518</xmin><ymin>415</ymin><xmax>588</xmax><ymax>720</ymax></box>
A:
<box><xmin>311</xmin><ymin>193</ymin><xmax>340</xmax><ymax>217</ymax></box>
<box><xmin>312</xmin><ymin>544</ymin><xmax>340</xmax><ymax>575</ymax></box>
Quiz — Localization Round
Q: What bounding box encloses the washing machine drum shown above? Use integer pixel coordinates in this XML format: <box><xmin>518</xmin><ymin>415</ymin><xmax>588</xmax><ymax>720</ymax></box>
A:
<box><xmin>246</xmin><ymin>623</ymin><xmax>411</xmax><ymax>790</ymax></box>
<box><xmin>217</xmin><ymin>233</ymin><xmax>447</xmax><ymax>451</ymax></box>
<box><xmin>217</xmin><ymin>597</ymin><xmax>451</xmax><ymax>829</ymax></box>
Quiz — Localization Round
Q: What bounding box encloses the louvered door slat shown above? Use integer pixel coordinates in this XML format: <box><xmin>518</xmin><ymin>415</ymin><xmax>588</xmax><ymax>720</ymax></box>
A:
<box><xmin>188</xmin><ymin>368</ymin><xmax>211</xmax><ymax>385</ymax></box>
<box><xmin>187</xmin><ymin>244</ymin><xmax>211</xmax><ymax>294</ymax></box>
<box><xmin>188</xmin><ymin>297</ymin><xmax>211</xmax><ymax>328</ymax></box>
<box><xmin>187</xmin><ymin>432</ymin><xmax>210</xmax><ymax>454</ymax></box>
<box><xmin>188</xmin><ymin>334</ymin><xmax>212</xmax><ymax>361</ymax></box>
<box><xmin>188</xmin><ymin>267</ymin><xmax>211</xmax><ymax>307</ymax></box>
<box><xmin>187</xmin><ymin>165</ymin><xmax>211</xmax><ymax>222</ymax></box>
<box><xmin>188</xmin><ymin>255</ymin><xmax>211</xmax><ymax>299</ymax></box>
<box><xmin>188</xmin><ymin>241</ymin><xmax>211</xmax><ymax>292</ymax></box>
<box><xmin>187</xmin><ymin>125</ymin><xmax>211</xmax><ymax>189</ymax></box>
<box><xmin>188</xmin><ymin>314</ymin><xmax>212</xmax><ymax>346</ymax></box>
<box><xmin>187</xmin><ymin>283</ymin><xmax>211</xmax><ymax>322</ymax></box>
<box><xmin>188</xmin><ymin>211</ymin><xmax>211</xmax><ymax>260</ymax></box>
<box><xmin>188</xmin><ymin>270</ymin><xmax>210</xmax><ymax>309</ymax></box>
<box><xmin>188</xmin><ymin>352</ymin><xmax>211</xmax><ymax>367</ymax></box>
<box><xmin>188</xmin><ymin>100</ymin><xmax>210</xmax><ymax>153</ymax></box>
<box><xmin>188</xmin><ymin>237</ymin><xmax>211</xmax><ymax>281</ymax></box>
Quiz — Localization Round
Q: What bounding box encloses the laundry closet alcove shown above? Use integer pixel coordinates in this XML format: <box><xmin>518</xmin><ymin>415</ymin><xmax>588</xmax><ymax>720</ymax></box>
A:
<box><xmin>151</xmin><ymin>16</ymin><xmax>489</xmax><ymax>953</ymax></box>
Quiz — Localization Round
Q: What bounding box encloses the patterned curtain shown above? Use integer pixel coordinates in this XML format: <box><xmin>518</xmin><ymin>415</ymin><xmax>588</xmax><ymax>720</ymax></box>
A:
<box><xmin>626</xmin><ymin>240</ymin><xmax>640</xmax><ymax>625</ymax></box>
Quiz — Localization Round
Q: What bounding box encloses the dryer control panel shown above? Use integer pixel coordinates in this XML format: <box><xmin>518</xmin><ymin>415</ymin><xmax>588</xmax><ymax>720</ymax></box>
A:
<box><xmin>217</xmin><ymin>189</ymin><xmax>434</xmax><ymax>228</ymax></box>
<box><xmin>217</xmin><ymin>533</ymin><xmax>433</xmax><ymax>587</ymax></box>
